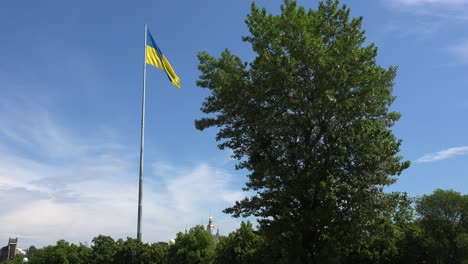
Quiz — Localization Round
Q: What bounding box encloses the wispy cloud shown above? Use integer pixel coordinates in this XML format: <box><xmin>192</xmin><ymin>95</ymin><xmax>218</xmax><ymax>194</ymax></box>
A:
<box><xmin>448</xmin><ymin>39</ymin><xmax>468</xmax><ymax>62</ymax></box>
<box><xmin>383</xmin><ymin>0</ymin><xmax>468</xmax><ymax>20</ymax></box>
<box><xmin>381</xmin><ymin>0</ymin><xmax>468</xmax><ymax>62</ymax></box>
<box><xmin>0</xmin><ymin>97</ymin><xmax>245</xmax><ymax>248</ymax></box>
<box><xmin>382</xmin><ymin>19</ymin><xmax>446</xmax><ymax>39</ymax></box>
<box><xmin>415</xmin><ymin>146</ymin><xmax>468</xmax><ymax>163</ymax></box>
<box><xmin>390</xmin><ymin>0</ymin><xmax>468</xmax><ymax>7</ymax></box>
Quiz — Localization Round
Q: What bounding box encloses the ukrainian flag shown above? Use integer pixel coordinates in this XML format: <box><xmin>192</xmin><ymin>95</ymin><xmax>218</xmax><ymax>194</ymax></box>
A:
<box><xmin>146</xmin><ymin>30</ymin><xmax>180</xmax><ymax>88</ymax></box>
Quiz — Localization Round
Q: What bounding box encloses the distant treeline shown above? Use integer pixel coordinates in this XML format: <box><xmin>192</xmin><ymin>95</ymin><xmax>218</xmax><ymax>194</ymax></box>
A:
<box><xmin>4</xmin><ymin>189</ymin><xmax>468</xmax><ymax>264</ymax></box>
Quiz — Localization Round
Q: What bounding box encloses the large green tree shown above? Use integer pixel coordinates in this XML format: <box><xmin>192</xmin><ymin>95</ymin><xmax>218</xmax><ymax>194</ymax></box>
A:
<box><xmin>195</xmin><ymin>0</ymin><xmax>409</xmax><ymax>262</ymax></box>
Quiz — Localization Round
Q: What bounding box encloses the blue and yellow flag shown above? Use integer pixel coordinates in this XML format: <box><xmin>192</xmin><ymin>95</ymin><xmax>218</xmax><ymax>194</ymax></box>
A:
<box><xmin>146</xmin><ymin>30</ymin><xmax>180</xmax><ymax>88</ymax></box>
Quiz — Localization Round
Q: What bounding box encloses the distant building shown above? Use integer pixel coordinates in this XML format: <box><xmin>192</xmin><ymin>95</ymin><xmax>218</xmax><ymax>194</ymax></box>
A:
<box><xmin>213</xmin><ymin>228</ymin><xmax>220</xmax><ymax>243</ymax></box>
<box><xmin>16</xmin><ymin>247</ymin><xmax>26</xmax><ymax>256</ymax></box>
<box><xmin>206</xmin><ymin>216</ymin><xmax>220</xmax><ymax>243</ymax></box>
<box><xmin>206</xmin><ymin>216</ymin><xmax>215</xmax><ymax>234</ymax></box>
<box><xmin>0</xmin><ymin>238</ymin><xmax>17</xmax><ymax>261</ymax></box>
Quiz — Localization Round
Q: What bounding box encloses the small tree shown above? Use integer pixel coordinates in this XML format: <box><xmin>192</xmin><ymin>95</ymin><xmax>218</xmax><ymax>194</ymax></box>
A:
<box><xmin>215</xmin><ymin>221</ymin><xmax>263</xmax><ymax>263</ymax></box>
<box><xmin>142</xmin><ymin>242</ymin><xmax>168</xmax><ymax>264</ymax></box>
<box><xmin>113</xmin><ymin>237</ymin><xmax>152</xmax><ymax>264</ymax></box>
<box><xmin>28</xmin><ymin>240</ymin><xmax>90</xmax><ymax>264</ymax></box>
<box><xmin>416</xmin><ymin>189</ymin><xmax>468</xmax><ymax>263</ymax></box>
<box><xmin>89</xmin><ymin>235</ymin><xmax>120</xmax><ymax>264</ymax></box>
<box><xmin>26</xmin><ymin>245</ymin><xmax>37</xmax><ymax>258</ymax></box>
<box><xmin>167</xmin><ymin>225</ymin><xmax>215</xmax><ymax>264</ymax></box>
<box><xmin>3</xmin><ymin>254</ymin><xmax>26</xmax><ymax>264</ymax></box>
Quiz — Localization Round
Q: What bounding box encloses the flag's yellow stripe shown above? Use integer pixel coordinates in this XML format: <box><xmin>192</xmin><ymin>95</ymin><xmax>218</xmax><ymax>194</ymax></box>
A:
<box><xmin>161</xmin><ymin>55</ymin><xmax>181</xmax><ymax>88</ymax></box>
<box><xmin>146</xmin><ymin>45</ymin><xmax>163</xmax><ymax>69</ymax></box>
<box><xmin>145</xmin><ymin>45</ymin><xmax>181</xmax><ymax>88</ymax></box>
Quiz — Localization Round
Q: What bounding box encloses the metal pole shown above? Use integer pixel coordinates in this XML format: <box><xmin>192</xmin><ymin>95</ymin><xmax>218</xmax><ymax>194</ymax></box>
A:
<box><xmin>137</xmin><ymin>24</ymin><xmax>147</xmax><ymax>242</ymax></box>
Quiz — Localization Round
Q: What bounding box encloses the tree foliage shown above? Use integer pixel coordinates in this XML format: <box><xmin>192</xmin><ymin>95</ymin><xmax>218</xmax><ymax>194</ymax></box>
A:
<box><xmin>27</xmin><ymin>240</ymin><xmax>91</xmax><ymax>264</ymax></box>
<box><xmin>215</xmin><ymin>221</ymin><xmax>264</xmax><ymax>264</ymax></box>
<box><xmin>27</xmin><ymin>237</ymin><xmax>167</xmax><ymax>264</ymax></box>
<box><xmin>3</xmin><ymin>254</ymin><xmax>26</xmax><ymax>264</ymax></box>
<box><xmin>167</xmin><ymin>225</ymin><xmax>215</xmax><ymax>264</ymax></box>
<box><xmin>114</xmin><ymin>237</ymin><xmax>167</xmax><ymax>264</ymax></box>
<box><xmin>20</xmin><ymin>200</ymin><xmax>468</xmax><ymax>264</ymax></box>
<box><xmin>89</xmin><ymin>235</ymin><xmax>120</xmax><ymax>264</ymax></box>
<box><xmin>415</xmin><ymin>189</ymin><xmax>468</xmax><ymax>263</ymax></box>
<box><xmin>195</xmin><ymin>0</ymin><xmax>409</xmax><ymax>262</ymax></box>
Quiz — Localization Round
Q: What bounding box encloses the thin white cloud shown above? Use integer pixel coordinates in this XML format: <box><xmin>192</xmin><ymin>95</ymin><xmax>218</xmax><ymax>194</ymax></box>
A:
<box><xmin>449</xmin><ymin>39</ymin><xmax>468</xmax><ymax>61</ymax></box>
<box><xmin>381</xmin><ymin>0</ymin><xmax>468</xmax><ymax>61</ymax></box>
<box><xmin>382</xmin><ymin>19</ymin><xmax>446</xmax><ymax>39</ymax></box>
<box><xmin>0</xmin><ymin>97</ymin><xmax>245</xmax><ymax>248</ymax></box>
<box><xmin>391</xmin><ymin>0</ymin><xmax>468</xmax><ymax>6</ymax></box>
<box><xmin>383</xmin><ymin>0</ymin><xmax>468</xmax><ymax>21</ymax></box>
<box><xmin>415</xmin><ymin>146</ymin><xmax>468</xmax><ymax>163</ymax></box>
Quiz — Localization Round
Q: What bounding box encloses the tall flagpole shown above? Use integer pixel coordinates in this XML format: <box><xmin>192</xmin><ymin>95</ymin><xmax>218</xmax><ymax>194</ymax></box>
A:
<box><xmin>137</xmin><ymin>24</ymin><xmax>148</xmax><ymax>241</ymax></box>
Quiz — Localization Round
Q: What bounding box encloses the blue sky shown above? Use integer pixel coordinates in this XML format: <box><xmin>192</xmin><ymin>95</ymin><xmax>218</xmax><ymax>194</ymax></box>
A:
<box><xmin>0</xmin><ymin>0</ymin><xmax>467</xmax><ymax>248</ymax></box>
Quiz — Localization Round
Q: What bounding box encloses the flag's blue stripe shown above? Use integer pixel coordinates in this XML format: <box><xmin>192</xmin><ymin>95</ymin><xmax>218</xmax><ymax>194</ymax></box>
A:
<box><xmin>147</xmin><ymin>31</ymin><xmax>164</xmax><ymax>59</ymax></box>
